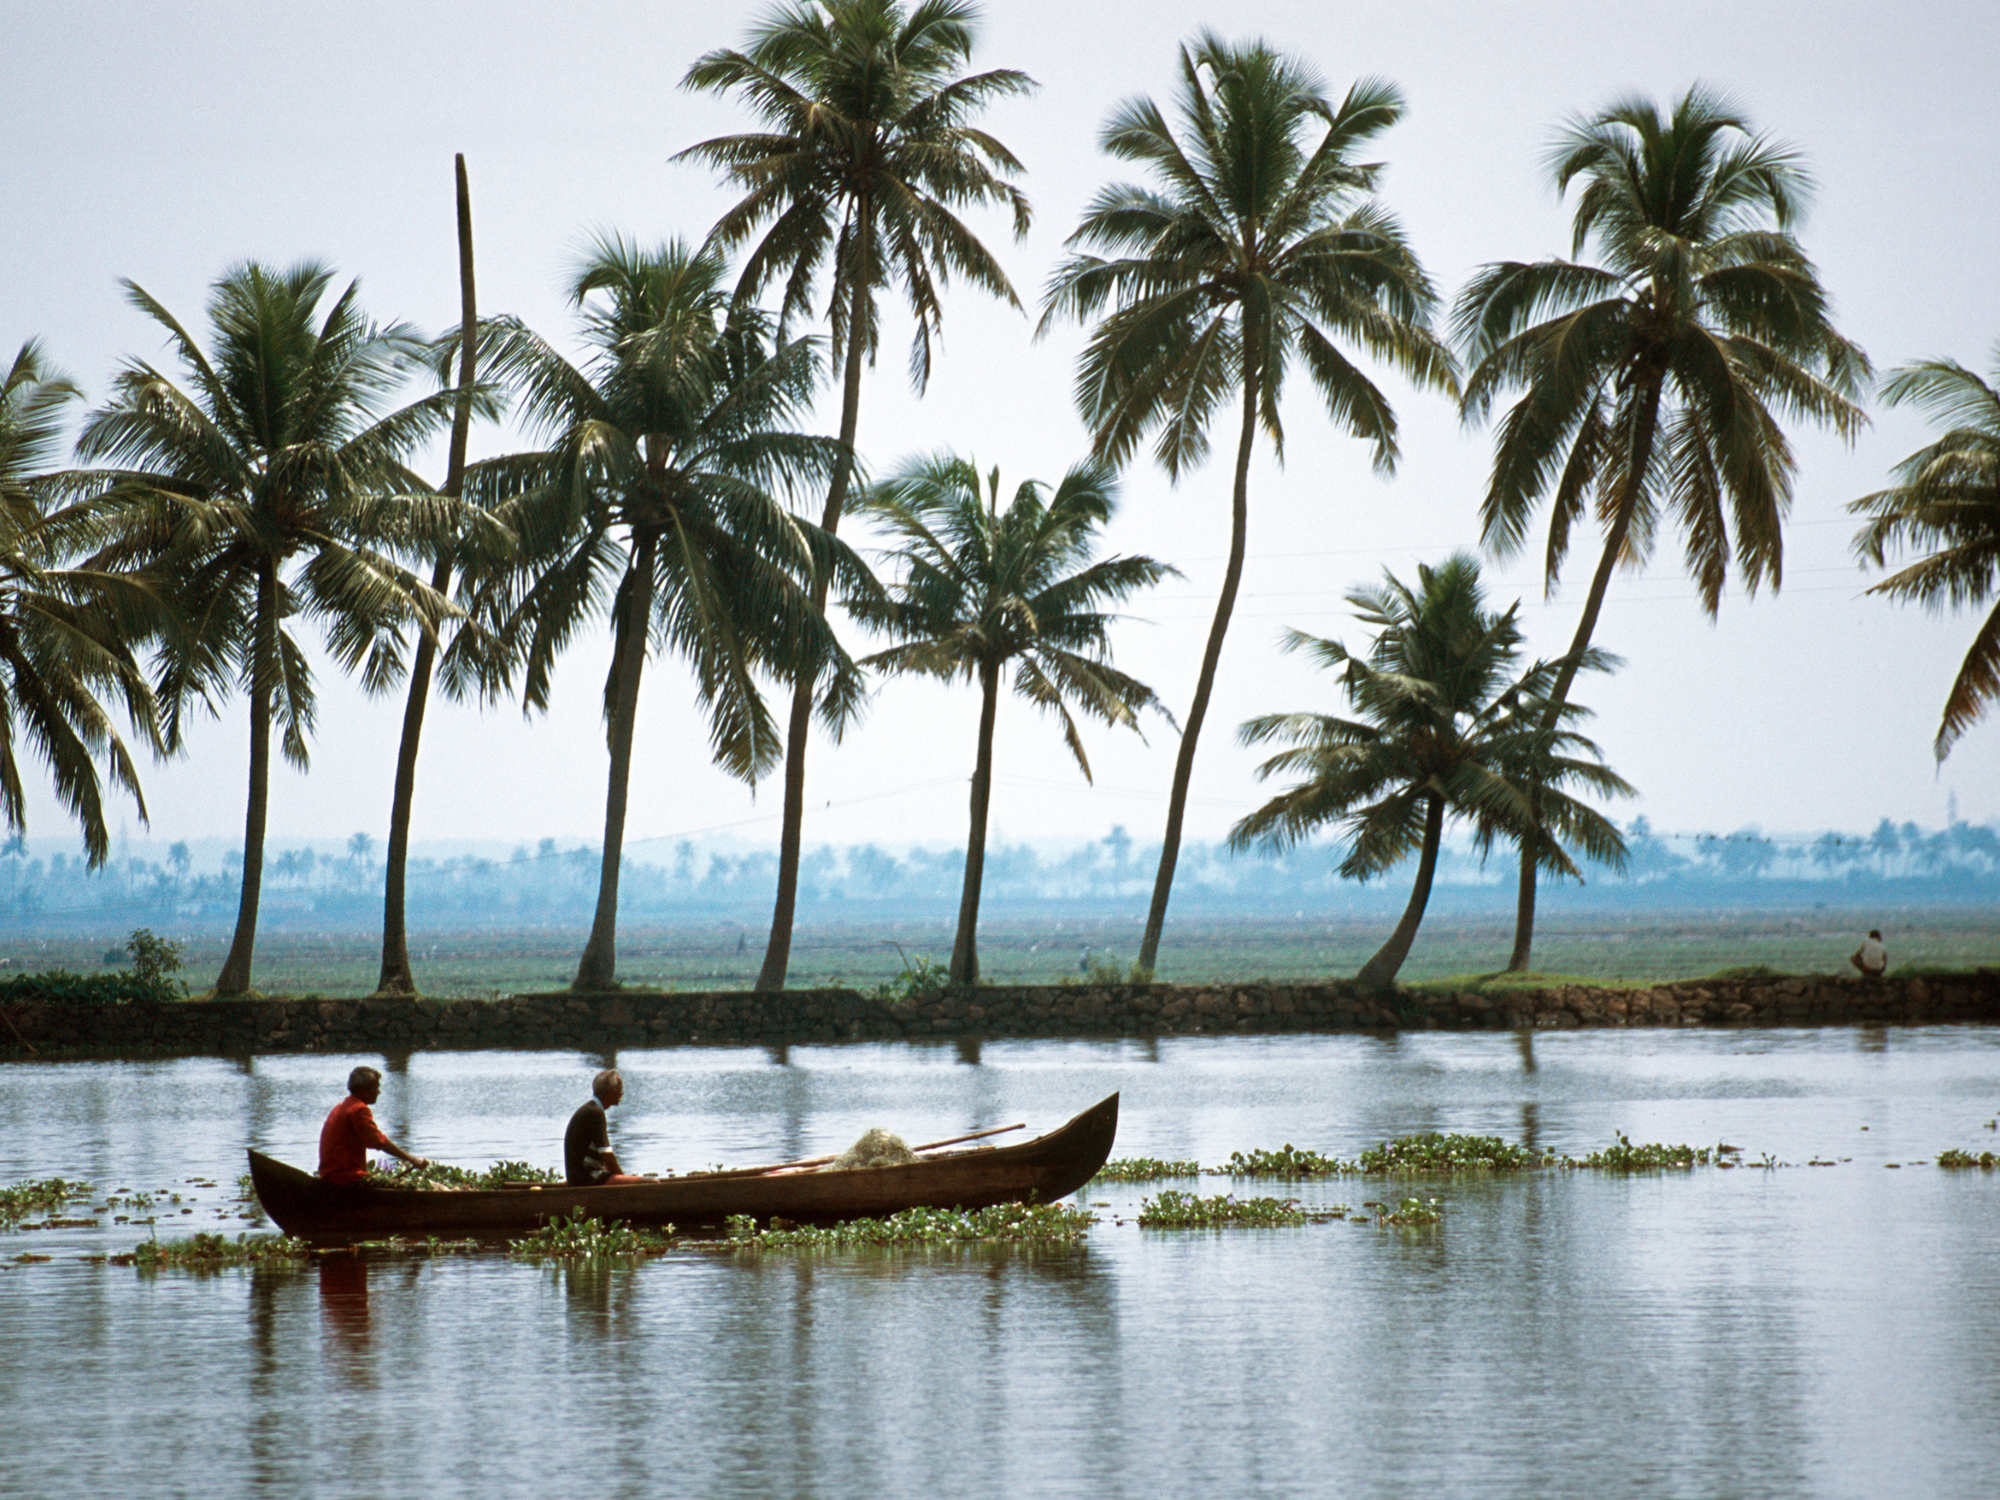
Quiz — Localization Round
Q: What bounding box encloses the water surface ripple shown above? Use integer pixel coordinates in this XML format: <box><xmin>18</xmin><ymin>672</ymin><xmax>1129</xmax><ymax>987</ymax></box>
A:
<box><xmin>4</xmin><ymin>1027</ymin><xmax>1998</xmax><ymax>1499</ymax></box>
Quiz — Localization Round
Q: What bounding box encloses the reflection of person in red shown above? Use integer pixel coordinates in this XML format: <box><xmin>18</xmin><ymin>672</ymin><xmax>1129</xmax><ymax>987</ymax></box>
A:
<box><xmin>318</xmin><ymin>1066</ymin><xmax>429</xmax><ymax>1183</ymax></box>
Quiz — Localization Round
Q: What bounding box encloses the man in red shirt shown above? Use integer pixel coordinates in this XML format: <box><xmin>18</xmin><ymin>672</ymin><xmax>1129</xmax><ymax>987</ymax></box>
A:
<box><xmin>319</xmin><ymin>1065</ymin><xmax>429</xmax><ymax>1183</ymax></box>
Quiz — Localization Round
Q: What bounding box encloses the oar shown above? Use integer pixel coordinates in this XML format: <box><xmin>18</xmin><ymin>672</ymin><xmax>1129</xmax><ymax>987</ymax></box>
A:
<box><xmin>683</xmin><ymin>1120</ymin><xmax>1028</xmax><ymax>1181</ymax></box>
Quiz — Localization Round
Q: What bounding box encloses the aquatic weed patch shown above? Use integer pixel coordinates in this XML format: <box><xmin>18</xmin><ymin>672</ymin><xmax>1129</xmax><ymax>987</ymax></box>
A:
<box><xmin>1562</xmin><ymin>1134</ymin><xmax>1714</xmax><ymax>1171</ymax></box>
<box><xmin>1137</xmin><ymin>1191</ymin><xmax>1315</xmax><ymax>1228</ymax></box>
<box><xmin>120</xmin><ymin>1231</ymin><xmax>309</xmax><ymax>1268</ymax></box>
<box><xmin>1093</xmin><ymin>1156</ymin><xmax>1203</xmax><ymax>1181</ymax></box>
<box><xmin>725</xmin><ymin>1201</ymin><xmax>1094</xmax><ymax>1249</ymax></box>
<box><xmin>1937</xmin><ymin>1149</ymin><xmax>1999</xmax><ymax>1169</ymax></box>
<box><xmin>508</xmin><ymin>1210</ymin><xmax>673</xmax><ymax>1262</ymax></box>
<box><xmin>1368</xmin><ymin>1197</ymin><xmax>1443</xmax><ymax>1228</ymax></box>
<box><xmin>386</xmin><ymin>1159</ymin><xmax>561</xmax><ymax>1190</ymax></box>
<box><xmin>0</xmin><ymin>1177</ymin><xmax>92</xmax><ymax>1227</ymax></box>
<box><xmin>1359</xmin><ymin>1133</ymin><xmax>1551</xmax><ymax>1173</ymax></box>
<box><xmin>1221</xmin><ymin>1145</ymin><xmax>1349</xmax><ymax>1177</ymax></box>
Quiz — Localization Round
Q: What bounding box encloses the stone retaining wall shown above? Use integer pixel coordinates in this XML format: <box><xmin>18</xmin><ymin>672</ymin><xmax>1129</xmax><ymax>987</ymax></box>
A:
<box><xmin>4</xmin><ymin>971</ymin><xmax>1997</xmax><ymax>1058</ymax></box>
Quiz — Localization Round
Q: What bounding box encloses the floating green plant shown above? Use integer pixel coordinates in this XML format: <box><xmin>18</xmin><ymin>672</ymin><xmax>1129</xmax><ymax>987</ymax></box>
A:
<box><xmin>1371</xmin><ymin>1196</ymin><xmax>1443</xmax><ymax>1227</ymax></box>
<box><xmin>1937</xmin><ymin>1149</ymin><xmax>1999</xmax><ymax>1169</ymax></box>
<box><xmin>1359</xmin><ymin>1133</ymin><xmax>1551</xmax><ymax>1173</ymax></box>
<box><xmin>1562</xmin><ymin>1134</ymin><xmax>1714</xmax><ymax>1171</ymax></box>
<box><xmin>726</xmin><ymin>1201</ymin><xmax>1094</xmax><ymax>1249</ymax></box>
<box><xmin>507</xmin><ymin>1210</ymin><xmax>674</xmax><ymax>1262</ymax></box>
<box><xmin>1093</xmin><ymin>1156</ymin><xmax>1203</xmax><ymax>1181</ymax></box>
<box><xmin>1221</xmin><ymin>1145</ymin><xmax>1348</xmax><ymax>1177</ymax></box>
<box><xmin>122</xmin><ymin>1231</ymin><xmax>309</xmax><ymax>1268</ymax></box>
<box><xmin>0</xmin><ymin>1178</ymin><xmax>92</xmax><ymax>1227</ymax></box>
<box><xmin>1137</xmin><ymin>1191</ymin><xmax>1311</xmax><ymax>1228</ymax></box>
<box><xmin>1565</xmin><ymin>1136</ymin><xmax>1714</xmax><ymax>1171</ymax></box>
<box><xmin>388</xmin><ymin>1159</ymin><xmax>562</xmax><ymax>1191</ymax></box>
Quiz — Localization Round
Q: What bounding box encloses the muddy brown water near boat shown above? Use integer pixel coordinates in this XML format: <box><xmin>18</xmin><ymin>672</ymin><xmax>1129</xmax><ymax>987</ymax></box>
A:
<box><xmin>4</xmin><ymin>1029</ymin><xmax>2000</xmax><ymax>1500</ymax></box>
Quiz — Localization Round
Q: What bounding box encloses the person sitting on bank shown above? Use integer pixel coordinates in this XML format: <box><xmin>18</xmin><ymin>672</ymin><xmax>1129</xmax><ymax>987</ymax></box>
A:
<box><xmin>1850</xmin><ymin>929</ymin><xmax>1889</xmax><ymax>981</ymax></box>
<box><xmin>319</xmin><ymin>1065</ymin><xmax>429</xmax><ymax>1184</ymax></box>
<box><xmin>565</xmin><ymin>1069</ymin><xmax>644</xmax><ymax>1185</ymax></box>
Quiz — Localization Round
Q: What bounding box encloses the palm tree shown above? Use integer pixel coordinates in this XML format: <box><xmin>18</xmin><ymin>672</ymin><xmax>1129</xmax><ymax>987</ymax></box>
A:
<box><xmin>1228</xmin><ymin>555</ymin><xmax>1630</xmax><ymax>986</ymax></box>
<box><xmin>1849</xmin><ymin>344</ymin><xmax>2000</xmax><ymax>759</ymax></box>
<box><xmin>678</xmin><ymin>0</ymin><xmax>1035</xmax><ymax>991</ymax></box>
<box><xmin>464</xmin><ymin>235</ymin><xmax>870</xmax><ymax>991</ymax></box>
<box><xmin>845</xmin><ymin>453</ymin><xmax>1173</xmax><ymax>982</ymax></box>
<box><xmin>374</xmin><ymin>154</ymin><xmax>513</xmax><ymax>997</ymax></box>
<box><xmin>0</xmin><ymin>340</ymin><xmax>157</xmax><ymax>864</ymax></box>
<box><xmin>1041</xmin><ymin>34</ymin><xmax>1456</xmax><ymax>977</ymax></box>
<box><xmin>1454</xmin><ymin>85</ymin><xmax>1869</xmax><ymax>970</ymax></box>
<box><xmin>77</xmin><ymin>263</ymin><xmax>469</xmax><ymax>995</ymax></box>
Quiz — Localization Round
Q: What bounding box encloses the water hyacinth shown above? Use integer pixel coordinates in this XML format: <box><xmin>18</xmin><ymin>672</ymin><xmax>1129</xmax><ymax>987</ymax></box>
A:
<box><xmin>1136</xmin><ymin>1192</ymin><xmax>1312</xmax><ymax>1228</ymax></box>
<box><xmin>1935</xmin><ymin>1149</ymin><xmax>1998</xmax><ymax>1169</ymax></box>
<box><xmin>1358</xmin><ymin>1133</ymin><xmax>1552</xmax><ymax>1173</ymax></box>
<box><xmin>122</xmin><ymin>1232</ymin><xmax>309</xmax><ymax>1268</ymax></box>
<box><xmin>726</xmin><ymin>1202</ymin><xmax>1094</xmax><ymax>1249</ymax></box>
<box><xmin>0</xmin><ymin>1178</ymin><xmax>92</xmax><ymax>1226</ymax></box>
<box><xmin>1222</xmin><ymin>1145</ymin><xmax>1348</xmax><ymax>1178</ymax></box>
<box><xmin>1092</xmin><ymin>1157</ymin><xmax>1203</xmax><ymax>1182</ymax></box>
<box><xmin>508</xmin><ymin>1210</ymin><xmax>674</xmax><ymax>1262</ymax></box>
<box><xmin>1561</xmin><ymin>1135</ymin><xmax>1714</xmax><ymax>1171</ymax></box>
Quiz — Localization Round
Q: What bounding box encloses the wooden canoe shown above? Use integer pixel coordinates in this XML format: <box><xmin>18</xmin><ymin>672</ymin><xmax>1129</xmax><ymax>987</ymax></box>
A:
<box><xmin>248</xmin><ymin>1091</ymin><xmax>1118</xmax><ymax>1243</ymax></box>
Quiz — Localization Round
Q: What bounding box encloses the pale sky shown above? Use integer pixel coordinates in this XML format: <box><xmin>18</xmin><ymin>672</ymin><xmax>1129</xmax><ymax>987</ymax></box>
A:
<box><xmin>5</xmin><ymin>0</ymin><xmax>1998</xmax><ymax>871</ymax></box>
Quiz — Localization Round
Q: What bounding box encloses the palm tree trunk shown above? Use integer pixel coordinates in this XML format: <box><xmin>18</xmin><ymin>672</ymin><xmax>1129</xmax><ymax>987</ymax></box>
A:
<box><xmin>377</xmin><ymin>155</ymin><xmax>478</xmax><ymax>998</ymax></box>
<box><xmin>949</xmin><ymin>662</ymin><xmax>1001</xmax><ymax>985</ymax></box>
<box><xmin>216</xmin><ymin>569</ymin><xmax>279</xmax><ymax>997</ymax></box>
<box><xmin>1507</xmin><ymin>380</ymin><xmax>1662</xmax><ymax>971</ymax></box>
<box><xmin>1137</xmin><ymin>355</ymin><xmax>1260</xmax><ymax>975</ymax></box>
<box><xmin>575</xmin><ymin>539</ymin><xmax>655</xmax><ymax>991</ymax></box>
<box><xmin>1359</xmin><ymin>794</ymin><xmax>1446</xmax><ymax>987</ymax></box>
<box><xmin>755</xmin><ymin>268</ymin><xmax>870</xmax><ymax>992</ymax></box>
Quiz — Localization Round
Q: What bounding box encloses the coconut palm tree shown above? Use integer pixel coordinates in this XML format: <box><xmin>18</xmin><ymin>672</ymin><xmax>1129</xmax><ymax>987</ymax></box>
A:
<box><xmin>1228</xmin><ymin>554</ymin><xmax>1630</xmax><ymax>986</ymax></box>
<box><xmin>463</xmin><ymin>235</ymin><xmax>871</xmax><ymax>991</ymax></box>
<box><xmin>678</xmin><ymin>0</ymin><xmax>1035</xmax><ymax>990</ymax></box>
<box><xmin>1042</xmin><ymin>35</ymin><xmax>1455</xmax><ymax>977</ymax></box>
<box><xmin>1454</xmin><ymin>86</ymin><xmax>1870</xmax><ymax>970</ymax></box>
<box><xmin>374</xmin><ymin>154</ymin><xmax>512</xmax><ymax>996</ymax></box>
<box><xmin>0</xmin><ymin>340</ymin><xmax>157</xmax><ymax>864</ymax></box>
<box><xmin>846</xmin><ymin>454</ymin><xmax>1173</xmax><ymax>982</ymax></box>
<box><xmin>1849</xmin><ymin>344</ymin><xmax>2000</xmax><ymax>759</ymax></box>
<box><xmin>77</xmin><ymin>263</ymin><xmax>470</xmax><ymax>995</ymax></box>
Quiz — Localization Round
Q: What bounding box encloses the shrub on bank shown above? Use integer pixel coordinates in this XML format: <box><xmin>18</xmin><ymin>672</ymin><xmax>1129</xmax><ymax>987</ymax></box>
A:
<box><xmin>0</xmin><ymin>969</ymin><xmax>180</xmax><ymax>1005</ymax></box>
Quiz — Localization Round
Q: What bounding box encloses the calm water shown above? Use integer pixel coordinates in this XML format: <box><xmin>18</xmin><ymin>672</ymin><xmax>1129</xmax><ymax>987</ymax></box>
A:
<box><xmin>4</xmin><ymin>1028</ymin><xmax>2000</xmax><ymax>1500</ymax></box>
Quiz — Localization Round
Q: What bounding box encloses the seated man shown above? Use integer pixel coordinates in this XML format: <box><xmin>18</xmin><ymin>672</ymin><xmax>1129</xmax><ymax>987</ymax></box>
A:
<box><xmin>319</xmin><ymin>1065</ymin><xmax>428</xmax><ymax>1183</ymax></box>
<box><xmin>565</xmin><ymin>1068</ymin><xmax>644</xmax><ymax>1185</ymax></box>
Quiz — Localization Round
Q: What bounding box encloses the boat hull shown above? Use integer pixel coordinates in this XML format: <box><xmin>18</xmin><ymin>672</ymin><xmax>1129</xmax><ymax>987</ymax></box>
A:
<box><xmin>249</xmin><ymin>1092</ymin><xmax>1118</xmax><ymax>1243</ymax></box>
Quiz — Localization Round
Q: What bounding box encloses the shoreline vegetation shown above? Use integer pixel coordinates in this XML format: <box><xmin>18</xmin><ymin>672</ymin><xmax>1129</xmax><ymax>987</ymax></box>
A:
<box><xmin>1</xmin><ymin>903</ymin><xmax>1994</xmax><ymax>999</ymax></box>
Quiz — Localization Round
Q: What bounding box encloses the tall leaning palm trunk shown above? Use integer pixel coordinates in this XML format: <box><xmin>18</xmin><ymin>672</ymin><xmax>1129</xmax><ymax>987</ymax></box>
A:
<box><xmin>679</xmin><ymin>0</ymin><xmax>1035</xmax><ymax>990</ymax></box>
<box><xmin>81</xmin><ymin>260</ymin><xmax>464</xmax><ymax>997</ymax></box>
<box><xmin>1140</xmin><ymin>345</ymin><xmax>1261</xmax><ymax>977</ymax></box>
<box><xmin>575</xmin><ymin>529</ymin><xmax>657</xmax><ymax>990</ymax></box>
<box><xmin>1044</xmin><ymin>35</ymin><xmax>1454</xmax><ymax>976</ymax></box>
<box><xmin>763</xmin><ymin>270</ymin><xmax>872</xmax><ymax>989</ymax></box>
<box><xmin>845</xmin><ymin>452</ymin><xmax>1170</xmax><ymax>985</ymax></box>
<box><xmin>1454</xmin><ymin>86</ymin><xmax>1868</xmax><ymax>970</ymax></box>
<box><xmin>377</xmin><ymin>154</ymin><xmax>480</xmax><ymax>996</ymax></box>
<box><xmin>950</xmin><ymin>658</ymin><xmax>1002</xmax><ymax>982</ymax></box>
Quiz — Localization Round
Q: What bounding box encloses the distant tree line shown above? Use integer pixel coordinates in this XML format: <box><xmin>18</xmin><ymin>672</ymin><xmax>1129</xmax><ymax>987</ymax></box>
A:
<box><xmin>2</xmin><ymin>815</ymin><xmax>1994</xmax><ymax>937</ymax></box>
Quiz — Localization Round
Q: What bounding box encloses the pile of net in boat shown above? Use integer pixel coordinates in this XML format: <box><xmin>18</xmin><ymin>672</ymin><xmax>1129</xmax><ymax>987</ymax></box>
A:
<box><xmin>821</xmin><ymin>1128</ymin><xmax>917</xmax><ymax>1170</ymax></box>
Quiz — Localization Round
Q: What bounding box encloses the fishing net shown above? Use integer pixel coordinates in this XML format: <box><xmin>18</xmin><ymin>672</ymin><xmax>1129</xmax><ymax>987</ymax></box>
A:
<box><xmin>823</xmin><ymin>1128</ymin><xmax>917</xmax><ymax>1170</ymax></box>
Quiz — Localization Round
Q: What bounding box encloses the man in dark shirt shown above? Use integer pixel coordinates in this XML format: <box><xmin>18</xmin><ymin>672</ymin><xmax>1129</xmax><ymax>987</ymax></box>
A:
<box><xmin>319</xmin><ymin>1066</ymin><xmax>428</xmax><ymax>1183</ymax></box>
<box><xmin>564</xmin><ymin>1069</ymin><xmax>642</xmax><ymax>1185</ymax></box>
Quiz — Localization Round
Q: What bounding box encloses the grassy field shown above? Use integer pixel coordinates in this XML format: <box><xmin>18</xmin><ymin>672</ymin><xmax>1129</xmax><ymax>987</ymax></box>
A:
<box><xmin>7</xmin><ymin>902</ymin><xmax>1995</xmax><ymax>998</ymax></box>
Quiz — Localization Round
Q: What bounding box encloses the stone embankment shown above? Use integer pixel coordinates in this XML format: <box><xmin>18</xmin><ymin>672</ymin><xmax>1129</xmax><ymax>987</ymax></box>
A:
<box><xmin>3</xmin><ymin>971</ymin><xmax>1996</xmax><ymax>1058</ymax></box>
